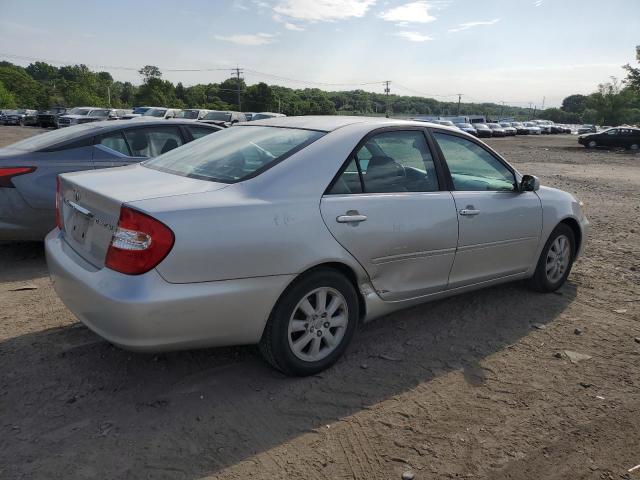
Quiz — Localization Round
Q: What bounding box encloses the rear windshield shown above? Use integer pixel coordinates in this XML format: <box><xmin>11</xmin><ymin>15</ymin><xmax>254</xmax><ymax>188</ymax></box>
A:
<box><xmin>143</xmin><ymin>125</ymin><xmax>324</xmax><ymax>183</ymax></box>
<box><xmin>7</xmin><ymin>123</ymin><xmax>103</xmax><ymax>151</ymax></box>
<box><xmin>203</xmin><ymin>111</ymin><xmax>232</xmax><ymax>121</ymax></box>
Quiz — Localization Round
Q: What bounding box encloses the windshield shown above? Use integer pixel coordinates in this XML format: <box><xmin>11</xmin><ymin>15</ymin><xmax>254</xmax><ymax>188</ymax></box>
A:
<box><xmin>68</xmin><ymin>108</ymin><xmax>91</xmax><ymax>116</ymax></box>
<box><xmin>457</xmin><ymin>123</ymin><xmax>473</xmax><ymax>128</ymax></box>
<box><xmin>475</xmin><ymin>124</ymin><xmax>488</xmax><ymax>128</ymax></box>
<box><xmin>203</xmin><ymin>111</ymin><xmax>232</xmax><ymax>121</ymax></box>
<box><xmin>488</xmin><ymin>124</ymin><xmax>501</xmax><ymax>128</ymax></box>
<box><xmin>132</xmin><ymin>107</ymin><xmax>151</xmax><ymax>114</ymax></box>
<box><xmin>144</xmin><ymin>125</ymin><xmax>324</xmax><ymax>183</ymax></box>
<box><xmin>89</xmin><ymin>109</ymin><xmax>110</xmax><ymax>117</ymax></box>
<box><xmin>524</xmin><ymin>122</ymin><xmax>536</xmax><ymax>127</ymax></box>
<box><xmin>176</xmin><ymin>110</ymin><xmax>200</xmax><ymax>119</ymax></box>
<box><xmin>500</xmin><ymin>123</ymin><xmax>511</xmax><ymax>127</ymax></box>
<box><xmin>143</xmin><ymin>108</ymin><xmax>167</xmax><ymax>117</ymax></box>
<box><xmin>6</xmin><ymin>123</ymin><xmax>103</xmax><ymax>151</ymax></box>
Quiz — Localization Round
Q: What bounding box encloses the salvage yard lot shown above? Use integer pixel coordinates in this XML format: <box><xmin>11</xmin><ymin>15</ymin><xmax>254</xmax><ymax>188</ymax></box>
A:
<box><xmin>0</xmin><ymin>125</ymin><xmax>639</xmax><ymax>479</ymax></box>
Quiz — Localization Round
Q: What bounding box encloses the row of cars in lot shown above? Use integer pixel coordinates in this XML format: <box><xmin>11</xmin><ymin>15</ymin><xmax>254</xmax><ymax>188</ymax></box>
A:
<box><xmin>424</xmin><ymin>119</ymin><xmax>572</xmax><ymax>138</ymax></box>
<box><xmin>0</xmin><ymin>114</ymin><xmax>588</xmax><ymax>375</ymax></box>
<box><xmin>0</xmin><ymin>106</ymin><xmax>284</xmax><ymax>128</ymax></box>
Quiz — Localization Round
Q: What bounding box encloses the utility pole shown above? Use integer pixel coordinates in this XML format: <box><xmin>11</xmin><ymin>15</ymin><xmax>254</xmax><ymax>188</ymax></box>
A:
<box><xmin>384</xmin><ymin>81</ymin><xmax>391</xmax><ymax>118</ymax></box>
<box><xmin>107</xmin><ymin>85</ymin><xmax>111</xmax><ymax>107</ymax></box>
<box><xmin>528</xmin><ymin>102</ymin><xmax>533</xmax><ymax>120</ymax></box>
<box><xmin>457</xmin><ymin>94</ymin><xmax>462</xmax><ymax>115</ymax></box>
<box><xmin>541</xmin><ymin>96</ymin><xmax>545</xmax><ymax>110</ymax></box>
<box><xmin>499</xmin><ymin>101</ymin><xmax>505</xmax><ymax>119</ymax></box>
<box><xmin>234</xmin><ymin>66</ymin><xmax>243</xmax><ymax>111</ymax></box>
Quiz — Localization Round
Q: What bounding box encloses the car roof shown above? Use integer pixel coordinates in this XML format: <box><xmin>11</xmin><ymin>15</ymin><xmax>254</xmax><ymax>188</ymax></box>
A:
<box><xmin>246</xmin><ymin>115</ymin><xmax>447</xmax><ymax>132</ymax></box>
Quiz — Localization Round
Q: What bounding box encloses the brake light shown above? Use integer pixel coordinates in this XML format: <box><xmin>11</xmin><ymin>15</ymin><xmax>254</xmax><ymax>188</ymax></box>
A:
<box><xmin>0</xmin><ymin>167</ymin><xmax>36</xmax><ymax>188</ymax></box>
<box><xmin>105</xmin><ymin>206</ymin><xmax>174</xmax><ymax>275</ymax></box>
<box><xmin>55</xmin><ymin>176</ymin><xmax>62</xmax><ymax>229</ymax></box>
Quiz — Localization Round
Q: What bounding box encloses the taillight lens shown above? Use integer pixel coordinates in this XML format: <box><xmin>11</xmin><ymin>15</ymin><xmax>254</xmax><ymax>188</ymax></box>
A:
<box><xmin>55</xmin><ymin>176</ymin><xmax>63</xmax><ymax>230</ymax></box>
<box><xmin>0</xmin><ymin>167</ymin><xmax>36</xmax><ymax>188</ymax></box>
<box><xmin>105</xmin><ymin>206</ymin><xmax>174</xmax><ymax>275</ymax></box>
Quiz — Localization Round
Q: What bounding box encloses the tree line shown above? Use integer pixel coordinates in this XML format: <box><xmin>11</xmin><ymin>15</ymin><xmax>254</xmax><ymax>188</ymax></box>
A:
<box><xmin>1</xmin><ymin>45</ymin><xmax>639</xmax><ymax>125</ymax></box>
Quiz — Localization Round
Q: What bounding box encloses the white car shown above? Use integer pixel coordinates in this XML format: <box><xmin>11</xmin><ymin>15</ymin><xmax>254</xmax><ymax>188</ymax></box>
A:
<box><xmin>523</xmin><ymin>122</ymin><xmax>543</xmax><ymax>135</ymax></box>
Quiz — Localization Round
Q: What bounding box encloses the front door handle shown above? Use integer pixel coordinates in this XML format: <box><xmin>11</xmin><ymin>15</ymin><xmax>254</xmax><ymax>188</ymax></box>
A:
<box><xmin>459</xmin><ymin>209</ymin><xmax>480</xmax><ymax>216</ymax></box>
<box><xmin>336</xmin><ymin>213</ymin><xmax>368</xmax><ymax>223</ymax></box>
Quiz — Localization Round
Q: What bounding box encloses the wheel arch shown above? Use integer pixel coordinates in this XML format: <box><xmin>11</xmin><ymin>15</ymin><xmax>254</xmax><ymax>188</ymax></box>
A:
<box><xmin>559</xmin><ymin>217</ymin><xmax>582</xmax><ymax>259</ymax></box>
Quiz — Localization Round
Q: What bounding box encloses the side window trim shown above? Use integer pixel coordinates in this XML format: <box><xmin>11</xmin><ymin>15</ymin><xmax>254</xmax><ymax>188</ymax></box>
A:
<box><xmin>324</xmin><ymin>126</ymin><xmax>444</xmax><ymax>195</ymax></box>
<box><xmin>428</xmin><ymin>128</ymin><xmax>518</xmax><ymax>192</ymax></box>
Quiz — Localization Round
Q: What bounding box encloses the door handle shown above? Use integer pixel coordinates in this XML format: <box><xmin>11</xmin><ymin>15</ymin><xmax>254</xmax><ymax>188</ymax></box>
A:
<box><xmin>459</xmin><ymin>209</ymin><xmax>480</xmax><ymax>216</ymax></box>
<box><xmin>336</xmin><ymin>214</ymin><xmax>367</xmax><ymax>223</ymax></box>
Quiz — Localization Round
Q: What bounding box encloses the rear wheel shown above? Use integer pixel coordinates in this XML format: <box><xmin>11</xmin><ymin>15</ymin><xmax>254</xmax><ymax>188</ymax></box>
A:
<box><xmin>630</xmin><ymin>143</ymin><xmax>639</xmax><ymax>151</ymax></box>
<box><xmin>586</xmin><ymin>140</ymin><xmax>597</xmax><ymax>148</ymax></box>
<box><xmin>529</xmin><ymin>224</ymin><xmax>575</xmax><ymax>292</ymax></box>
<box><xmin>259</xmin><ymin>268</ymin><xmax>359</xmax><ymax>376</ymax></box>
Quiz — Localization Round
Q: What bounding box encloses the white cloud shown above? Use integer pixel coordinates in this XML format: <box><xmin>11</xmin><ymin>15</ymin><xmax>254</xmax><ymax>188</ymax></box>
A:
<box><xmin>395</xmin><ymin>31</ymin><xmax>433</xmax><ymax>42</ymax></box>
<box><xmin>534</xmin><ymin>0</ymin><xmax>543</xmax><ymax>6</ymax></box>
<box><xmin>448</xmin><ymin>18</ymin><xmax>500</xmax><ymax>33</ymax></box>
<box><xmin>273</xmin><ymin>0</ymin><xmax>376</xmax><ymax>22</ymax></box>
<box><xmin>214</xmin><ymin>33</ymin><xmax>277</xmax><ymax>46</ymax></box>
<box><xmin>380</xmin><ymin>1</ymin><xmax>436</xmax><ymax>24</ymax></box>
<box><xmin>273</xmin><ymin>13</ymin><xmax>306</xmax><ymax>31</ymax></box>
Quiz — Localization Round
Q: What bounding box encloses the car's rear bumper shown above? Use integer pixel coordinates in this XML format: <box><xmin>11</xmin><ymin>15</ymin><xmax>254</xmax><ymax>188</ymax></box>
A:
<box><xmin>45</xmin><ymin>229</ymin><xmax>293</xmax><ymax>352</ymax></box>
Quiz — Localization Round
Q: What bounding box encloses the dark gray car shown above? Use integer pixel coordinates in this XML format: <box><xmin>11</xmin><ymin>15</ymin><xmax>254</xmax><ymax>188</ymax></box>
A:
<box><xmin>0</xmin><ymin>119</ymin><xmax>221</xmax><ymax>240</ymax></box>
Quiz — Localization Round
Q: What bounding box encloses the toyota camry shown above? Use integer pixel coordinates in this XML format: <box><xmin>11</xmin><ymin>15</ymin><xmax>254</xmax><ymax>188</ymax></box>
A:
<box><xmin>46</xmin><ymin>116</ymin><xmax>588</xmax><ymax>376</ymax></box>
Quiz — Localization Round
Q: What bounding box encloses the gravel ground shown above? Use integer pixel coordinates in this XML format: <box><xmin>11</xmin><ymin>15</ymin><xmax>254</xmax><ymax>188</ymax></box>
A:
<box><xmin>0</xmin><ymin>125</ymin><xmax>639</xmax><ymax>480</ymax></box>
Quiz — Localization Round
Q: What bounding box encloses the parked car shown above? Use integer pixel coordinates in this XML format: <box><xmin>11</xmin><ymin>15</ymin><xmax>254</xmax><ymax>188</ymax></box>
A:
<box><xmin>120</xmin><ymin>106</ymin><xmax>154</xmax><ymax>119</ymax></box>
<box><xmin>251</xmin><ymin>112</ymin><xmax>286</xmax><ymax>121</ymax></box>
<box><xmin>434</xmin><ymin>120</ymin><xmax>456</xmax><ymax>127</ymax></box>
<box><xmin>0</xmin><ymin>110</ymin><xmax>17</xmax><ymax>125</ymax></box>
<box><xmin>4</xmin><ymin>109</ymin><xmax>38</xmax><ymax>126</ymax></box>
<box><xmin>141</xmin><ymin>108</ymin><xmax>182</xmax><ymax>119</ymax></box>
<box><xmin>523</xmin><ymin>122</ymin><xmax>542</xmax><ymax>135</ymax></box>
<box><xmin>244</xmin><ymin>112</ymin><xmax>256</xmax><ymax>121</ymax></box>
<box><xmin>473</xmin><ymin>123</ymin><xmax>493</xmax><ymax>138</ymax></box>
<box><xmin>578</xmin><ymin>127</ymin><xmax>640</xmax><ymax>150</ymax></box>
<box><xmin>58</xmin><ymin>108</ymin><xmax>127</xmax><ymax>127</ymax></box>
<box><xmin>45</xmin><ymin>116</ymin><xmax>588</xmax><ymax>376</ymax></box>
<box><xmin>175</xmin><ymin>109</ymin><xmax>212</xmax><ymax>120</ymax></box>
<box><xmin>578</xmin><ymin>124</ymin><xmax>597</xmax><ymax>134</ymax></box>
<box><xmin>0</xmin><ymin>119</ymin><xmax>222</xmax><ymax>240</ymax></box>
<box><xmin>487</xmin><ymin>123</ymin><xmax>507</xmax><ymax>137</ymax></box>
<box><xmin>455</xmin><ymin>122</ymin><xmax>477</xmax><ymax>136</ymax></box>
<box><xmin>199</xmin><ymin>110</ymin><xmax>247</xmax><ymax>127</ymax></box>
<box><xmin>499</xmin><ymin>123</ymin><xmax>517</xmax><ymax>136</ymax></box>
<box><xmin>37</xmin><ymin>107</ymin><xmax>68</xmax><ymax>128</ymax></box>
<box><xmin>510</xmin><ymin>122</ymin><xmax>529</xmax><ymax>135</ymax></box>
<box><xmin>532</xmin><ymin>120</ymin><xmax>552</xmax><ymax>134</ymax></box>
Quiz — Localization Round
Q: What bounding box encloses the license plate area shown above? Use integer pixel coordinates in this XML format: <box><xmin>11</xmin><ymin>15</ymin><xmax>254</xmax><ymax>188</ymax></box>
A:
<box><xmin>67</xmin><ymin>202</ymin><xmax>93</xmax><ymax>245</ymax></box>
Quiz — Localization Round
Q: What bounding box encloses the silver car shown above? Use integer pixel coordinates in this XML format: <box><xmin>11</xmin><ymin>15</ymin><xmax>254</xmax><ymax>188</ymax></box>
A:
<box><xmin>46</xmin><ymin>116</ymin><xmax>588</xmax><ymax>376</ymax></box>
<box><xmin>0</xmin><ymin>119</ymin><xmax>221</xmax><ymax>240</ymax></box>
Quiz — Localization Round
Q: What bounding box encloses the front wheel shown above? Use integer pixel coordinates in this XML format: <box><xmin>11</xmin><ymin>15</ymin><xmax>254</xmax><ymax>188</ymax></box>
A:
<box><xmin>259</xmin><ymin>268</ymin><xmax>359</xmax><ymax>376</ymax></box>
<box><xmin>630</xmin><ymin>143</ymin><xmax>639</xmax><ymax>151</ymax></box>
<box><xmin>529</xmin><ymin>224</ymin><xmax>575</xmax><ymax>292</ymax></box>
<box><xmin>586</xmin><ymin>140</ymin><xmax>597</xmax><ymax>148</ymax></box>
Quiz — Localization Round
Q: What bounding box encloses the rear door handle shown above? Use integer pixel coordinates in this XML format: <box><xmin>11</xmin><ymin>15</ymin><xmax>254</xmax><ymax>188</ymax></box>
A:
<box><xmin>336</xmin><ymin>214</ymin><xmax>368</xmax><ymax>223</ymax></box>
<box><xmin>459</xmin><ymin>209</ymin><xmax>480</xmax><ymax>216</ymax></box>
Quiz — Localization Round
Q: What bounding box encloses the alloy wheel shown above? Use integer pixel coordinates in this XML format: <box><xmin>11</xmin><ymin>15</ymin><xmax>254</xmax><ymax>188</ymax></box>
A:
<box><xmin>546</xmin><ymin>234</ymin><xmax>571</xmax><ymax>283</ymax></box>
<box><xmin>287</xmin><ymin>287</ymin><xmax>348</xmax><ymax>362</ymax></box>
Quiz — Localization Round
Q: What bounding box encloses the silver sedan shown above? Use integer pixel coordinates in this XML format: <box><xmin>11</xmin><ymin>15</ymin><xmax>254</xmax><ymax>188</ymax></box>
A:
<box><xmin>46</xmin><ymin>116</ymin><xmax>589</xmax><ymax>376</ymax></box>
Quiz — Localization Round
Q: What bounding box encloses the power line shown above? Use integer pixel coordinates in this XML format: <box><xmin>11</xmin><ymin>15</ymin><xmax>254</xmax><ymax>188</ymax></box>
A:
<box><xmin>244</xmin><ymin>68</ymin><xmax>385</xmax><ymax>87</ymax></box>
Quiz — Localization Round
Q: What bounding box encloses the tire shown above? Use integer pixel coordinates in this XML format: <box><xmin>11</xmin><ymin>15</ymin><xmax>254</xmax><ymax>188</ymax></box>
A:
<box><xmin>586</xmin><ymin>140</ymin><xmax>597</xmax><ymax>148</ymax></box>
<box><xmin>529</xmin><ymin>223</ymin><xmax>575</xmax><ymax>293</ymax></box>
<box><xmin>259</xmin><ymin>268</ymin><xmax>359</xmax><ymax>376</ymax></box>
<box><xmin>630</xmin><ymin>143</ymin><xmax>639</xmax><ymax>151</ymax></box>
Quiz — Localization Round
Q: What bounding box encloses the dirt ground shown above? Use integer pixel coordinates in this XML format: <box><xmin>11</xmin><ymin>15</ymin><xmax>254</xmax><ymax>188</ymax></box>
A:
<box><xmin>0</xmin><ymin>125</ymin><xmax>638</xmax><ymax>480</ymax></box>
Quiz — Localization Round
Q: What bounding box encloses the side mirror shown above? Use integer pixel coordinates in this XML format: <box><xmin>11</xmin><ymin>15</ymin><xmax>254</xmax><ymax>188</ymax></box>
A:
<box><xmin>520</xmin><ymin>174</ymin><xmax>540</xmax><ymax>192</ymax></box>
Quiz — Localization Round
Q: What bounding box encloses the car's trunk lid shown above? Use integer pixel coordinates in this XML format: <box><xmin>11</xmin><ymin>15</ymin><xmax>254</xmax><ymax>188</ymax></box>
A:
<box><xmin>59</xmin><ymin>164</ymin><xmax>228</xmax><ymax>268</ymax></box>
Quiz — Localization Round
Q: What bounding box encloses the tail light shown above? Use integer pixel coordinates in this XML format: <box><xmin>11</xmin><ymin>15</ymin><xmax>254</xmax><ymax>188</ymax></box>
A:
<box><xmin>105</xmin><ymin>206</ymin><xmax>174</xmax><ymax>275</ymax></box>
<box><xmin>0</xmin><ymin>167</ymin><xmax>36</xmax><ymax>188</ymax></box>
<box><xmin>55</xmin><ymin>176</ymin><xmax>63</xmax><ymax>229</ymax></box>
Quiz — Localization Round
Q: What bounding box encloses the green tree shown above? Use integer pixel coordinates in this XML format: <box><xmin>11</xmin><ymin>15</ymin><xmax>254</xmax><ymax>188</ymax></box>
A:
<box><xmin>0</xmin><ymin>81</ymin><xmax>17</xmax><ymax>108</ymax></box>
<box><xmin>0</xmin><ymin>62</ymin><xmax>44</xmax><ymax>108</ymax></box>
<box><xmin>623</xmin><ymin>45</ymin><xmax>640</xmax><ymax>94</ymax></box>
<box><xmin>138</xmin><ymin>65</ymin><xmax>162</xmax><ymax>82</ymax></box>
<box><xmin>561</xmin><ymin>94</ymin><xmax>588</xmax><ymax>114</ymax></box>
<box><xmin>244</xmin><ymin>82</ymin><xmax>276</xmax><ymax>112</ymax></box>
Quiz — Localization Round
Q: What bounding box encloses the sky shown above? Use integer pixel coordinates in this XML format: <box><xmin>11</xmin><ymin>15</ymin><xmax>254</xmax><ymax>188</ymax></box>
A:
<box><xmin>0</xmin><ymin>0</ymin><xmax>638</xmax><ymax>107</ymax></box>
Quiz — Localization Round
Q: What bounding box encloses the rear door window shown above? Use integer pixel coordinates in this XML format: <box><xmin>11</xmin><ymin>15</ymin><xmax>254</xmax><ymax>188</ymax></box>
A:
<box><xmin>98</xmin><ymin>131</ymin><xmax>131</xmax><ymax>156</ymax></box>
<box><xmin>124</xmin><ymin>126</ymin><xmax>185</xmax><ymax>158</ymax></box>
<box><xmin>186</xmin><ymin>125</ymin><xmax>218</xmax><ymax>140</ymax></box>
